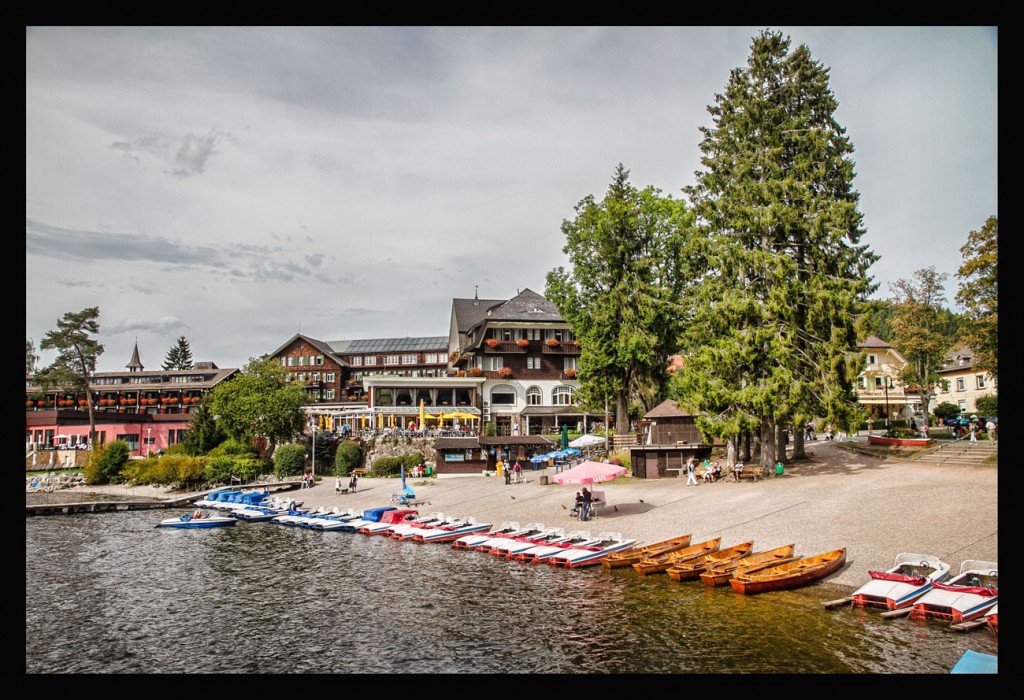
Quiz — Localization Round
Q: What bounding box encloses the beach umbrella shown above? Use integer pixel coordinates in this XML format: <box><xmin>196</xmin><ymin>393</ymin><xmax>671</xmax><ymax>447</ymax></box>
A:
<box><xmin>550</xmin><ymin>460</ymin><xmax>627</xmax><ymax>485</ymax></box>
<box><xmin>419</xmin><ymin>399</ymin><xmax>425</xmax><ymax>429</ymax></box>
<box><xmin>530</xmin><ymin>454</ymin><xmax>551</xmax><ymax>463</ymax></box>
<box><xmin>569</xmin><ymin>434</ymin><xmax>605</xmax><ymax>448</ymax></box>
<box><xmin>563</xmin><ymin>447</ymin><xmax>581</xmax><ymax>456</ymax></box>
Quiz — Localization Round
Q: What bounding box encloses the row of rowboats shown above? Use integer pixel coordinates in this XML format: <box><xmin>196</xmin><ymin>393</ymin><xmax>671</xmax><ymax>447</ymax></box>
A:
<box><xmin>602</xmin><ymin>533</ymin><xmax>847</xmax><ymax>595</ymax></box>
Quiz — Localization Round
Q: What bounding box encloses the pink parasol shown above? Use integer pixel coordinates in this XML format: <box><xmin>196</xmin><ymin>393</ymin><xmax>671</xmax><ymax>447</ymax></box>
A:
<box><xmin>550</xmin><ymin>460</ymin><xmax>627</xmax><ymax>485</ymax></box>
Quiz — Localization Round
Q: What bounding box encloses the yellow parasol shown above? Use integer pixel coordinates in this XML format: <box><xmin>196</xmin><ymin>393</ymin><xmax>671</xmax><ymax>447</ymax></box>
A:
<box><xmin>360</xmin><ymin>414</ymin><xmax>366</xmax><ymax>429</ymax></box>
<box><xmin>447</xmin><ymin>411</ymin><xmax>477</xmax><ymax>421</ymax></box>
<box><xmin>377</xmin><ymin>413</ymin><xmax>383</xmax><ymax>428</ymax></box>
<box><xmin>419</xmin><ymin>399</ymin><xmax>425</xmax><ymax>429</ymax></box>
<box><xmin>389</xmin><ymin>413</ymin><xmax>395</xmax><ymax>428</ymax></box>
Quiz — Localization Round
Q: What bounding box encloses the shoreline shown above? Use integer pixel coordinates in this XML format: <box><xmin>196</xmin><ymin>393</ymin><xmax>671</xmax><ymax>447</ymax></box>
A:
<box><xmin>51</xmin><ymin>441</ymin><xmax>997</xmax><ymax>591</ymax></box>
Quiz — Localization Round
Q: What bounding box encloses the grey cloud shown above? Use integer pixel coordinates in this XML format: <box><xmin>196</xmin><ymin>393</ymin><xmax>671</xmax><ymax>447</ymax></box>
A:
<box><xmin>105</xmin><ymin>315</ymin><xmax>189</xmax><ymax>337</ymax></box>
<box><xmin>167</xmin><ymin>132</ymin><xmax>220</xmax><ymax>178</ymax></box>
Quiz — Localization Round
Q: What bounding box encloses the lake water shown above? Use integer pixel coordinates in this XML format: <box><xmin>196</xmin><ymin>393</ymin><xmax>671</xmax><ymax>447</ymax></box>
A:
<box><xmin>26</xmin><ymin>508</ymin><xmax>997</xmax><ymax>674</ymax></box>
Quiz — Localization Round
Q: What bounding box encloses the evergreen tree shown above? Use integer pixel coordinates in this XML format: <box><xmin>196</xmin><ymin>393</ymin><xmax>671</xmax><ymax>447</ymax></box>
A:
<box><xmin>674</xmin><ymin>30</ymin><xmax>876</xmax><ymax>468</ymax></box>
<box><xmin>546</xmin><ymin>163</ymin><xmax>693</xmax><ymax>432</ymax></box>
<box><xmin>889</xmin><ymin>266</ymin><xmax>953</xmax><ymax>427</ymax></box>
<box><xmin>181</xmin><ymin>401</ymin><xmax>226</xmax><ymax>456</ymax></box>
<box><xmin>36</xmin><ymin>307</ymin><xmax>105</xmax><ymax>451</ymax></box>
<box><xmin>26</xmin><ymin>338</ymin><xmax>38</xmax><ymax>376</ymax></box>
<box><xmin>162</xmin><ymin>336</ymin><xmax>195</xmax><ymax>370</ymax></box>
<box><xmin>956</xmin><ymin>215</ymin><xmax>997</xmax><ymax>379</ymax></box>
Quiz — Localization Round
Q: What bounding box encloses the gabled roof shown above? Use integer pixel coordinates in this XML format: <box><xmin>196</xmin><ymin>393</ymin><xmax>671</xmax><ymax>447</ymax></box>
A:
<box><xmin>644</xmin><ymin>399</ymin><xmax>694</xmax><ymax>418</ymax></box>
<box><xmin>452</xmin><ymin>296</ymin><xmax>506</xmax><ymax>334</ymax></box>
<box><xmin>938</xmin><ymin>345</ymin><xmax>977</xmax><ymax>373</ymax></box>
<box><xmin>126</xmin><ymin>341</ymin><xmax>144</xmax><ymax>371</ymax></box>
<box><xmin>858</xmin><ymin>335</ymin><xmax>892</xmax><ymax>349</ymax></box>
<box><xmin>485</xmin><ymin>288</ymin><xmax>563</xmax><ymax>322</ymax></box>
<box><xmin>265</xmin><ymin>333</ymin><xmax>348</xmax><ymax>366</ymax></box>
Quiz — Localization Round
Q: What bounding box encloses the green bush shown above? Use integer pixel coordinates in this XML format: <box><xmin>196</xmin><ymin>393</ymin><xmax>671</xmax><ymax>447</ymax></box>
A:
<box><xmin>273</xmin><ymin>443</ymin><xmax>307</xmax><ymax>478</ymax></box>
<box><xmin>933</xmin><ymin>402</ymin><xmax>961</xmax><ymax>422</ymax></box>
<box><xmin>163</xmin><ymin>443</ymin><xmax>186</xmax><ymax>456</ymax></box>
<box><xmin>204</xmin><ymin>456</ymin><xmax>237</xmax><ymax>485</ymax></box>
<box><xmin>334</xmin><ymin>439</ymin><xmax>364</xmax><ymax>475</ymax></box>
<box><xmin>83</xmin><ymin>441</ymin><xmax>131</xmax><ymax>485</ymax></box>
<box><xmin>370</xmin><ymin>456</ymin><xmax>404</xmax><ymax>477</ymax></box>
<box><xmin>209</xmin><ymin>438</ymin><xmax>256</xmax><ymax>458</ymax></box>
<box><xmin>975</xmin><ymin>394</ymin><xmax>997</xmax><ymax>417</ymax></box>
<box><xmin>483</xmin><ymin>421</ymin><xmax>496</xmax><ymax>436</ymax></box>
<box><xmin>402</xmin><ymin>453</ymin><xmax>426</xmax><ymax>469</ymax></box>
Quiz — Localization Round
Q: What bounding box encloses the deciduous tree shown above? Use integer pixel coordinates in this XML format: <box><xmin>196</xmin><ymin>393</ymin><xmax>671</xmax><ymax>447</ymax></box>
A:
<box><xmin>205</xmin><ymin>357</ymin><xmax>308</xmax><ymax>458</ymax></box>
<box><xmin>956</xmin><ymin>215</ymin><xmax>997</xmax><ymax>379</ymax></box>
<box><xmin>889</xmin><ymin>267</ymin><xmax>952</xmax><ymax>427</ymax></box>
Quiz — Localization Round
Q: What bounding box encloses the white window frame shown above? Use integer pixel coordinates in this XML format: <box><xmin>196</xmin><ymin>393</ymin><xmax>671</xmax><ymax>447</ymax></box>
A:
<box><xmin>484</xmin><ymin>356</ymin><xmax>503</xmax><ymax>371</ymax></box>
<box><xmin>976</xmin><ymin>375</ymin><xmax>985</xmax><ymax>389</ymax></box>
<box><xmin>526</xmin><ymin>356</ymin><xmax>541</xmax><ymax>370</ymax></box>
<box><xmin>552</xmin><ymin>385</ymin><xmax>575</xmax><ymax>406</ymax></box>
<box><xmin>526</xmin><ymin>386</ymin><xmax>543</xmax><ymax>405</ymax></box>
<box><xmin>384</xmin><ymin>355</ymin><xmax>400</xmax><ymax>366</ymax></box>
<box><xmin>563</xmin><ymin>357</ymin><xmax>577</xmax><ymax>371</ymax></box>
<box><xmin>956</xmin><ymin>378</ymin><xmax>966</xmax><ymax>392</ymax></box>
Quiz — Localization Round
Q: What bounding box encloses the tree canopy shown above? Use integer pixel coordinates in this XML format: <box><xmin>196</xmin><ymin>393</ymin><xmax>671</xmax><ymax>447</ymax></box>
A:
<box><xmin>204</xmin><ymin>357</ymin><xmax>309</xmax><ymax>458</ymax></box>
<box><xmin>888</xmin><ymin>266</ymin><xmax>951</xmax><ymax>425</ymax></box>
<box><xmin>162</xmin><ymin>336</ymin><xmax>195</xmax><ymax>370</ymax></box>
<box><xmin>671</xmin><ymin>30</ymin><xmax>876</xmax><ymax>466</ymax></box>
<box><xmin>955</xmin><ymin>215</ymin><xmax>997</xmax><ymax>379</ymax></box>
<box><xmin>37</xmin><ymin>307</ymin><xmax>105</xmax><ymax>450</ymax></box>
<box><xmin>545</xmin><ymin>163</ymin><xmax>693</xmax><ymax>431</ymax></box>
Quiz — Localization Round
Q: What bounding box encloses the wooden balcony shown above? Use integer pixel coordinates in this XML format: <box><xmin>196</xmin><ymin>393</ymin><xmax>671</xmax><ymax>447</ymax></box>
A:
<box><xmin>482</xmin><ymin>340</ymin><xmax>528</xmax><ymax>354</ymax></box>
<box><xmin>541</xmin><ymin>342</ymin><xmax>581</xmax><ymax>355</ymax></box>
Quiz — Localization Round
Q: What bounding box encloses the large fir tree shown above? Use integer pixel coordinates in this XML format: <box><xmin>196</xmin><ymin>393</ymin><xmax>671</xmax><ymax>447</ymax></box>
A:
<box><xmin>162</xmin><ymin>336</ymin><xmax>195</xmax><ymax>370</ymax></box>
<box><xmin>546</xmin><ymin>164</ymin><xmax>693</xmax><ymax>431</ymax></box>
<box><xmin>674</xmin><ymin>30</ymin><xmax>876</xmax><ymax>468</ymax></box>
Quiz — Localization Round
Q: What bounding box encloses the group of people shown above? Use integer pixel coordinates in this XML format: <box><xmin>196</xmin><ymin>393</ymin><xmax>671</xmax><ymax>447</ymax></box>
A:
<box><xmin>501</xmin><ymin>460</ymin><xmax>523</xmax><ymax>485</ymax></box>
<box><xmin>334</xmin><ymin>473</ymin><xmax>358</xmax><ymax>494</ymax></box>
<box><xmin>570</xmin><ymin>487</ymin><xmax>594</xmax><ymax>521</ymax></box>
<box><xmin>684</xmin><ymin>457</ymin><xmax>724</xmax><ymax>485</ymax></box>
<box><xmin>301</xmin><ymin>472</ymin><xmax>315</xmax><ymax>489</ymax></box>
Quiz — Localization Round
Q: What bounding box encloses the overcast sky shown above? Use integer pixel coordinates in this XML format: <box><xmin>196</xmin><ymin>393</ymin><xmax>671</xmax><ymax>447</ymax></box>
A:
<box><xmin>26</xmin><ymin>26</ymin><xmax>998</xmax><ymax>373</ymax></box>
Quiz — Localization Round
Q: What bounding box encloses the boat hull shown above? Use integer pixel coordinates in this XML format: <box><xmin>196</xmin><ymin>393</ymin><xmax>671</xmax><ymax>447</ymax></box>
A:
<box><xmin>632</xmin><ymin>538</ymin><xmax>721</xmax><ymax>576</ymax></box>
<box><xmin>548</xmin><ymin>539</ymin><xmax>638</xmax><ymax>568</ymax></box>
<box><xmin>699</xmin><ymin>545</ymin><xmax>797</xmax><ymax>586</ymax></box>
<box><xmin>602</xmin><ymin>535</ymin><xmax>692</xmax><ymax>569</ymax></box>
<box><xmin>909</xmin><ymin>561</ymin><xmax>997</xmax><ymax>623</ymax></box>
<box><xmin>730</xmin><ymin>548</ymin><xmax>846</xmax><ymax>595</ymax></box>
<box><xmin>850</xmin><ymin>553</ymin><xmax>950</xmax><ymax>610</ymax></box>
<box><xmin>667</xmin><ymin>541</ymin><xmax>753</xmax><ymax>581</ymax></box>
<box><xmin>156</xmin><ymin>515</ymin><xmax>236</xmax><ymax>529</ymax></box>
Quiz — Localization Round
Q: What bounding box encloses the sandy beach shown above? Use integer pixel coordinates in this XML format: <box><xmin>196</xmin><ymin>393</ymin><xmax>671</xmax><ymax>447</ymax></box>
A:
<box><xmin>65</xmin><ymin>439</ymin><xmax>997</xmax><ymax>591</ymax></box>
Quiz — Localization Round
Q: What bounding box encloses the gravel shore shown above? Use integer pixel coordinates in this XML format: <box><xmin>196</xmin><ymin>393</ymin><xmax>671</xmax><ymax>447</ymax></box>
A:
<box><xmin>62</xmin><ymin>440</ymin><xmax>998</xmax><ymax>592</ymax></box>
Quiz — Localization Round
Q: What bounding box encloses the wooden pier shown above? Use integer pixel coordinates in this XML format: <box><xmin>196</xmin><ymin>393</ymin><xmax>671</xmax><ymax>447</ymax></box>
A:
<box><xmin>26</xmin><ymin>482</ymin><xmax>300</xmax><ymax>516</ymax></box>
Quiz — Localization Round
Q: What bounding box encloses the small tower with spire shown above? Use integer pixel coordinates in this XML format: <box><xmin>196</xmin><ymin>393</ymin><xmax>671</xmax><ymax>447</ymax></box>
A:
<box><xmin>126</xmin><ymin>340</ymin><xmax>144</xmax><ymax>373</ymax></box>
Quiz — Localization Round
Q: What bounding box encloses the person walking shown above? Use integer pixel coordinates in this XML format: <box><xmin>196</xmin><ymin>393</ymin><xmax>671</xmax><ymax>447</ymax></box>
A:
<box><xmin>504</xmin><ymin>462</ymin><xmax>512</xmax><ymax>485</ymax></box>
<box><xmin>685</xmin><ymin>457</ymin><xmax>698</xmax><ymax>486</ymax></box>
<box><xmin>349</xmin><ymin>472</ymin><xmax>358</xmax><ymax>493</ymax></box>
<box><xmin>969</xmin><ymin>427</ymin><xmax>978</xmax><ymax>445</ymax></box>
<box><xmin>513</xmin><ymin>460</ymin><xmax>522</xmax><ymax>484</ymax></box>
<box><xmin>335</xmin><ymin>475</ymin><xmax>342</xmax><ymax>496</ymax></box>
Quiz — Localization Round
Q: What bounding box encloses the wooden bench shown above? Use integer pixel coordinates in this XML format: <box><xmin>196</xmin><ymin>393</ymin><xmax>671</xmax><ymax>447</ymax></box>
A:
<box><xmin>352</xmin><ymin>468</ymin><xmax>368</xmax><ymax>476</ymax></box>
<box><xmin>735</xmin><ymin>466</ymin><xmax>764</xmax><ymax>482</ymax></box>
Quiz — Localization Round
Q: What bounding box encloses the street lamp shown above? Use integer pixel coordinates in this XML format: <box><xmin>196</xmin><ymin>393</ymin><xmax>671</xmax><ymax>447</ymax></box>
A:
<box><xmin>146</xmin><ymin>427</ymin><xmax>152</xmax><ymax>457</ymax></box>
<box><xmin>884</xmin><ymin>377</ymin><xmax>894</xmax><ymax>432</ymax></box>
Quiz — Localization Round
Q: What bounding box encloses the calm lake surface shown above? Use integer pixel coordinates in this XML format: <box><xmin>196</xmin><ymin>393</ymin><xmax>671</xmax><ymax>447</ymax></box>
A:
<box><xmin>26</xmin><ymin>508</ymin><xmax>997</xmax><ymax>674</ymax></box>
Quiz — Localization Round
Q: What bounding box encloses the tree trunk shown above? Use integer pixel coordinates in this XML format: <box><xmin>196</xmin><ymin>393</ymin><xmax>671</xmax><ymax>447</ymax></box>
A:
<box><xmin>791</xmin><ymin>425</ymin><xmax>805</xmax><ymax>460</ymax></box>
<box><xmin>760</xmin><ymin>417</ymin><xmax>776</xmax><ymax>470</ymax></box>
<box><xmin>726</xmin><ymin>435</ymin><xmax>738</xmax><ymax>467</ymax></box>
<box><xmin>615</xmin><ymin>393</ymin><xmax>630</xmax><ymax>435</ymax></box>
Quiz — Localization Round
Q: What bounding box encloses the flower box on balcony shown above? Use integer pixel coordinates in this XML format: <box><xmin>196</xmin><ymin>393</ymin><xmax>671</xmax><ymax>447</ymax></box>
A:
<box><xmin>516</xmin><ymin>339</ymin><xmax>530</xmax><ymax>347</ymax></box>
<box><xmin>78</xmin><ymin>399</ymin><xmax>89</xmax><ymax>406</ymax></box>
<box><xmin>26</xmin><ymin>401</ymin><xmax>34</xmax><ymax>408</ymax></box>
<box><xmin>468</xmin><ymin>367</ymin><xmax>482</xmax><ymax>376</ymax></box>
<box><xmin>498</xmin><ymin>367</ymin><xmax>513</xmax><ymax>378</ymax></box>
<box><xmin>564</xmin><ymin>369</ymin><xmax>578</xmax><ymax>379</ymax></box>
<box><xmin>572</xmin><ymin>340</ymin><xmax>581</xmax><ymax>348</ymax></box>
<box><xmin>485</xmin><ymin>339</ymin><xmax>501</xmax><ymax>348</ymax></box>
<box><xmin>544</xmin><ymin>339</ymin><xmax>561</xmax><ymax>347</ymax></box>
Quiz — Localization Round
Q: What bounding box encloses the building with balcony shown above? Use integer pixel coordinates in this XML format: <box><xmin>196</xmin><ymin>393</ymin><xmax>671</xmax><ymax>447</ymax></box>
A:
<box><xmin>934</xmin><ymin>345</ymin><xmax>996</xmax><ymax>415</ymax></box>
<box><xmin>25</xmin><ymin>342</ymin><xmax>238</xmax><ymax>457</ymax></box>
<box><xmin>853</xmin><ymin>335</ymin><xmax>927</xmax><ymax>423</ymax></box>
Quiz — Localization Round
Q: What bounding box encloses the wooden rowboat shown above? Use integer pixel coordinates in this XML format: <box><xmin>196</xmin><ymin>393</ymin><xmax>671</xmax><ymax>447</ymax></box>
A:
<box><xmin>699</xmin><ymin>544</ymin><xmax>797</xmax><ymax>586</ymax></box>
<box><xmin>602</xmin><ymin>534</ymin><xmax>692</xmax><ymax>569</ymax></box>
<box><xmin>632</xmin><ymin>538</ymin><xmax>721</xmax><ymax>576</ymax></box>
<box><xmin>730</xmin><ymin>548</ymin><xmax>846</xmax><ymax>595</ymax></box>
<box><xmin>667</xmin><ymin>541</ymin><xmax>753</xmax><ymax>581</ymax></box>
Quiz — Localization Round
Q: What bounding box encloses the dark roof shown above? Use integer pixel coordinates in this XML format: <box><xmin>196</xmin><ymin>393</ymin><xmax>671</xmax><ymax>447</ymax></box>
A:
<box><xmin>126</xmin><ymin>341</ymin><xmax>144</xmax><ymax>371</ymax></box>
<box><xmin>644</xmin><ymin>399</ymin><xmax>695</xmax><ymax>418</ymax></box>
<box><xmin>479</xmin><ymin>435</ymin><xmax>555</xmax><ymax>446</ymax></box>
<box><xmin>519</xmin><ymin>406</ymin><xmax>578</xmax><ymax>416</ymax></box>
<box><xmin>858</xmin><ymin>335</ymin><xmax>892</xmax><ymax>349</ymax></box>
<box><xmin>938</xmin><ymin>345</ymin><xmax>977</xmax><ymax>373</ymax></box>
<box><xmin>485</xmin><ymin>288</ymin><xmax>563</xmax><ymax>322</ymax></box>
<box><xmin>328</xmin><ymin>336</ymin><xmax>448</xmax><ymax>354</ymax></box>
<box><xmin>265</xmin><ymin>333</ymin><xmax>349</xmax><ymax>366</ymax></box>
<box><xmin>451</xmin><ymin>297</ymin><xmax>506</xmax><ymax>334</ymax></box>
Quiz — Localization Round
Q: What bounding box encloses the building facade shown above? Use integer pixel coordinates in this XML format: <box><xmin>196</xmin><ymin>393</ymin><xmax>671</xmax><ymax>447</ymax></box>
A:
<box><xmin>934</xmin><ymin>345</ymin><xmax>997</xmax><ymax>415</ymax></box>
<box><xmin>25</xmin><ymin>342</ymin><xmax>238</xmax><ymax>456</ymax></box>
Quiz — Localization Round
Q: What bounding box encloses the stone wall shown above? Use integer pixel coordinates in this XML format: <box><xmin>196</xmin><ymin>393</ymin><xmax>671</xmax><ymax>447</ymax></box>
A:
<box><xmin>360</xmin><ymin>436</ymin><xmax>435</xmax><ymax>472</ymax></box>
